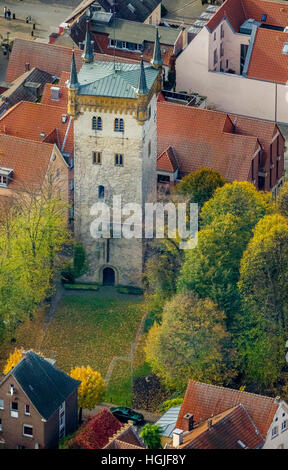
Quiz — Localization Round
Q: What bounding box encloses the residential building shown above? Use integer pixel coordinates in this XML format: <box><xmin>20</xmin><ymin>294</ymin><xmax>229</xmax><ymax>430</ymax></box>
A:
<box><xmin>0</xmin><ymin>351</ymin><xmax>80</xmax><ymax>449</ymax></box>
<box><xmin>171</xmin><ymin>380</ymin><xmax>288</xmax><ymax>450</ymax></box>
<box><xmin>176</xmin><ymin>0</ymin><xmax>288</xmax><ymax>125</ymax></box>
<box><xmin>0</xmin><ymin>134</ymin><xmax>69</xmax><ymax>205</ymax></box>
<box><xmin>64</xmin><ymin>0</ymin><xmax>162</xmax><ymax>27</ymax></box>
<box><xmin>0</xmin><ymin>68</ymin><xmax>55</xmax><ymax>117</ymax></box>
<box><xmin>154</xmin><ymin>405</ymin><xmax>181</xmax><ymax>447</ymax></box>
<box><xmin>68</xmin><ymin>27</ymin><xmax>162</xmax><ymax>286</ymax></box>
<box><xmin>157</xmin><ymin>100</ymin><xmax>285</xmax><ymax>195</ymax></box>
<box><xmin>73</xmin><ymin>409</ymin><xmax>145</xmax><ymax>449</ymax></box>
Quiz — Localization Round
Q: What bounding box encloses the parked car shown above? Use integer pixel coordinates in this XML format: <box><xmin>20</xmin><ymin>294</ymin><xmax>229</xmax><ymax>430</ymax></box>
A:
<box><xmin>110</xmin><ymin>407</ymin><xmax>144</xmax><ymax>425</ymax></box>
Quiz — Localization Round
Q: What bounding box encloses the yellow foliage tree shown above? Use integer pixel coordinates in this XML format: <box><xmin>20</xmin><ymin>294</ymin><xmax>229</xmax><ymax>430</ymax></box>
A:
<box><xmin>70</xmin><ymin>366</ymin><xmax>106</xmax><ymax>423</ymax></box>
<box><xmin>3</xmin><ymin>348</ymin><xmax>23</xmax><ymax>375</ymax></box>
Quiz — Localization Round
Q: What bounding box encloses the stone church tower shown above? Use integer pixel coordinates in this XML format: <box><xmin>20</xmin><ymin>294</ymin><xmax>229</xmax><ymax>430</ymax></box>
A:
<box><xmin>67</xmin><ymin>23</ymin><xmax>163</xmax><ymax>286</ymax></box>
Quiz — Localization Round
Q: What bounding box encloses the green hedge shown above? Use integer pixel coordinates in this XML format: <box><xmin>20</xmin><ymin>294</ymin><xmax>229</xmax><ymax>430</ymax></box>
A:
<box><xmin>63</xmin><ymin>283</ymin><xmax>99</xmax><ymax>291</ymax></box>
<box><xmin>117</xmin><ymin>286</ymin><xmax>144</xmax><ymax>295</ymax></box>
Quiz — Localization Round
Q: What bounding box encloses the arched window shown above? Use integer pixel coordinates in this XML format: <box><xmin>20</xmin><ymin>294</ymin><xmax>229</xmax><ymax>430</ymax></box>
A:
<box><xmin>114</xmin><ymin>118</ymin><xmax>124</xmax><ymax>132</ymax></box>
<box><xmin>98</xmin><ymin>185</ymin><xmax>104</xmax><ymax>199</ymax></box>
<box><xmin>92</xmin><ymin>116</ymin><xmax>102</xmax><ymax>130</ymax></box>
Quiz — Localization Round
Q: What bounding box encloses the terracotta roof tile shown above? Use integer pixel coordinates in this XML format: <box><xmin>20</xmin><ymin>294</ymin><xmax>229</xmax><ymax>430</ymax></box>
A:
<box><xmin>0</xmin><ymin>101</ymin><xmax>73</xmax><ymax>157</ymax></box>
<box><xmin>0</xmin><ymin>134</ymin><xmax>54</xmax><ymax>191</ymax></box>
<box><xmin>157</xmin><ymin>101</ymin><xmax>261</xmax><ymax>181</ymax></box>
<box><xmin>247</xmin><ymin>28</ymin><xmax>288</xmax><ymax>84</ymax></box>
<box><xmin>179</xmin><ymin>405</ymin><xmax>265</xmax><ymax>449</ymax></box>
<box><xmin>157</xmin><ymin>146</ymin><xmax>178</xmax><ymax>172</ymax></box>
<box><xmin>176</xmin><ymin>380</ymin><xmax>278</xmax><ymax>438</ymax></box>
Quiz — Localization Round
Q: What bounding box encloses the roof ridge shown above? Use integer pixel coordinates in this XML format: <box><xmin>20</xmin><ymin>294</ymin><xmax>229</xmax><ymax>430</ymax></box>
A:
<box><xmin>189</xmin><ymin>380</ymin><xmax>276</xmax><ymax>403</ymax></box>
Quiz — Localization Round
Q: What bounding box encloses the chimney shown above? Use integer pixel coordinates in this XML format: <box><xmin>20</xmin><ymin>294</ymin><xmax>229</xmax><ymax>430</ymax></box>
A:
<box><xmin>50</xmin><ymin>86</ymin><xmax>61</xmax><ymax>101</ymax></box>
<box><xmin>25</xmin><ymin>62</ymin><xmax>30</xmax><ymax>72</ymax></box>
<box><xmin>183</xmin><ymin>413</ymin><xmax>194</xmax><ymax>432</ymax></box>
<box><xmin>172</xmin><ymin>428</ymin><xmax>183</xmax><ymax>447</ymax></box>
<box><xmin>275</xmin><ymin>396</ymin><xmax>281</xmax><ymax>404</ymax></box>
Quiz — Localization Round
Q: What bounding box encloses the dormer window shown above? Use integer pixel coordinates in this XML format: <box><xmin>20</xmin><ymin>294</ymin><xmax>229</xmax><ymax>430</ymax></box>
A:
<box><xmin>0</xmin><ymin>167</ymin><xmax>13</xmax><ymax>188</ymax></box>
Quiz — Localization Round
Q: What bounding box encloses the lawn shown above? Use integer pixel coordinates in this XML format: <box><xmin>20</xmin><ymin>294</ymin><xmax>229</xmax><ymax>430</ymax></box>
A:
<box><xmin>0</xmin><ymin>288</ymin><xmax>149</xmax><ymax>406</ymax></box>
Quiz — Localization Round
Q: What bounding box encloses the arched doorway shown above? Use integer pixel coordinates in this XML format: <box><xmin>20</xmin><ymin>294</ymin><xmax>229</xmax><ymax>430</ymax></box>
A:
<box><xmin>103</xmin><ymin>267</ymin><xmax>115</xmax><ymax>286</ymax></box>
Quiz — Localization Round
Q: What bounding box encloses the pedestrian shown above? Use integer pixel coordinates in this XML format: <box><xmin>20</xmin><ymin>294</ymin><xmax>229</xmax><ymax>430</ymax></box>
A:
<box><xmin>4</xmin><ymin>6</ymin><xmax>7</xmax><ymax>19</ymax></box>
<box><xmin>7</xmin><ymin>9</ymin><xmax>11</xmax><ymax>20</ymax></box>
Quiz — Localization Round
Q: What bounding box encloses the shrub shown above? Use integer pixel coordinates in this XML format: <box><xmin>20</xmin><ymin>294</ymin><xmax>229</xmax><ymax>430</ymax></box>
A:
<box><xmin>159</xmin><ymin>397</ymin><xmax>183</xmax><ymax>413</ymax></box>
<box><xmin>117</xmin><ymin>286</ymin><xmax>143</xmax><ymax>295</ymax></box>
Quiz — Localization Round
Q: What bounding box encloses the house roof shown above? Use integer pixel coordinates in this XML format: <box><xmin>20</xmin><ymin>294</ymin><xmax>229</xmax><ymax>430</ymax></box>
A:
<box><xmin>0</xmin><ymin>68</ymin><xmax>55</xmax><ymax>117</ymax></box>
<box><xmin>6</xmin><ymin>39</ymin><xmax>140</xmax><ymax>83</ymax></box>
<box><xmin>2</xmin><ymin>351</ymin><xmax>80</xmax><ymax>420</ymax></box>
<box><xmin>104</xmin><ymin>424</ymin><xmax>145</xmax><ymax>449</ymax></box>
<box><xmin>0</xmin><ymin>134</ymin><xmax>55</xmax><ymax>191</ymax></box>
<box><xmin>246</xmin><ymin>28</ymin><xmax>288</xmax><ymax>84</ymax></box>
<box><xmin>178</xmin><ymin>405</ymin><xmax>265</xmax><ymax>449</ymax></box>
<box><xmin>155</xmin><ymin>405</ymin><xmax>181</xmax><ymax>438</ymax></box>
<box><xmin>65</xmin><ymin>0</ymin><xmax>161</xmax><ymax>24</ymax></box>
<box><xmin>157</xmin><ymin>101</ymin><xmax>261</xmax><ymax>181</ymax></box>
<box><xmin>77</xmin><ymin>60</ymin><xmax>159</xmax><ymax>98</ymax></box>
<box><xmin>176</xmin><ymin>380</ymin><xmax>279</xmax><ymax>438</ymax></box>
<box><xmin>74</xmin><ymin>409</ymin><xmax>123</xmax><ymax>449</ymax></box>
<box><xmin>157</xmin><ymin>146</ymin><xmax>179</xmax><ymax>173</ymax></box>
<box><xmin>0</xmin><ymin>101</ymin><xmax>74</xmax><ymax>156</ymax></box>
<box><xmin>206</xmin><ymin>0</ymin><xmax>288</xmax><ymax>33</ymax></box>
<box><xmin>91</xmin><ymin>18</ymin><xmax>180</xmax><ymax>45</ymax></box>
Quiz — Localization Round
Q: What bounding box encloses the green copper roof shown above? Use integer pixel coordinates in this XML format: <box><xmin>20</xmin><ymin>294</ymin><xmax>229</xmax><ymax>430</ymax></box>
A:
<box><xmin>77</xmin><ymin>61</ymin><xmax>158</xmax><ymax>98</ymax></box>
<box><xmin>5</xmin><ymin>351</ymin><xmax>80</xmax><ymax>420</ymax></box>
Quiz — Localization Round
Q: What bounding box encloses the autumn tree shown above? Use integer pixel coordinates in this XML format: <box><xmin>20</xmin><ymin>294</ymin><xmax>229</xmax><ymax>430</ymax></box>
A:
<box><xmin>3</xmin><ymin>348</ymin><xmax>23</xmax><ymax>375</ymax></box>
<box><xmin>140</xmin><ymin>424</ymin><xmax>162</xmax><ymax>449</ymax></box>
<box><xmin>70</xmin><ymin>366</ymin><xmax>106</xmax><ymax>423</ymax></box>
<box><xmin>236</xmin><ymin>214</ymin><xmax>288</xmax><ymax>388</ymax></box>
<box><xmin>144</xmin><ymin>292</ymin><xmax>235</xmax><ymax>390</ymax></box>
<box><xmin>174</xmin><ymin>167</ymin><xmax>226</xmax><ymax>208</ymax></box>
<box><xmin>277</xmin><ymin>181</ymin><xmax>288</xmax><ymax>218</ymax></box>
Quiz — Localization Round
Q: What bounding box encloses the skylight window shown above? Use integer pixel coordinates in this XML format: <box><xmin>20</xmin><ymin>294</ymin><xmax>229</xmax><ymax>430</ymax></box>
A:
<box><xmin>282</xmin><ymin>42</ymin><xmax>288</xmax><ymax>54</ymax></box>
<box><xmin>261</xmin><ymin>14</ymin><xmax>267</xmax><ymax>22</ymax></box>
<box><xmin>127</xmin><ymin>3</ymin><xmax>136</xmax><ymax>13</ymax></box>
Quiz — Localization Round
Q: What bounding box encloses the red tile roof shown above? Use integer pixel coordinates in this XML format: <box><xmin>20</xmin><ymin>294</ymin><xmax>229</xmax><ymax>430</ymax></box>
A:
<box><xmin>0</xmin><ymin>134</ymin><xmax>54</xmax><ymax>191</ymax></box>
<box><xmin>180</xmin><ymin>404</ymin><xmax>265</xmax><ymax>449</ymax></box>
<box><xmin>6</xmin><ymin>39</ymin><xmax>140</xmax><ymax>83</ymax></box>
<box><xmin>246</xmin><ymin>28</ymin><xmax>288</xmax><ymax>84</ymax></box>
<box><xmin>206</xmin><ymin>0</ymin><xmax>288</xmax><ymax>33</ymax></box>
<box><xmin>157</xmin><ymin>146</ymin><xmax>178</xmax><ymax>172</ymax></box>
<box><xmin>0</xmin><ymin>101</ymin><xmax>73</xmax><ymax>157</ymax></box>
<box><xmin>176</xmin><ymin>380</ymin><xmax>278</xmax><ymax>438</ymax></box>
<box><xmin>41</xmin><ymin>83</ymin><xmax>69</xmax><ymax>108</ymax></box>
<box><xmin>74</xmin><ymin>409</ymin><xmax>123</xmax><ymax>449</ymax></box>
<box><xmin>157</xmin><ymin>101</ymin><xmax>261</xmax><ymax>181</ymax></box>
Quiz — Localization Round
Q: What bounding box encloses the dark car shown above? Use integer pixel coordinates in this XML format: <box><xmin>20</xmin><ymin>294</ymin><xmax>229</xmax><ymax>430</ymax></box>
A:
<box><xmin>110</xmin><ymin>406</ymin><xmax>144</xmax><ymax>425</ymax></box>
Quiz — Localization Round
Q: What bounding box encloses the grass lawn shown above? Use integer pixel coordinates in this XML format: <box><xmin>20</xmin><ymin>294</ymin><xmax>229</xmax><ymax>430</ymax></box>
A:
<box><xmin>0</xmin><ymin>288</ymin><xmax>149</xmax><ymax>406</ymax></box>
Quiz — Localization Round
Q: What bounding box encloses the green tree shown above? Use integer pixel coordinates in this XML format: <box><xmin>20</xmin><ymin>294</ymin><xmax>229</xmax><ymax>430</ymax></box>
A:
<box><xmin>70</xmin><ymin>366</ymin><xmax>106</xmax><ymax>423</ymax></box>
<box><xmin>144</xmin><ymin>292</ymin><xmax>235</xmax><ymax>389</ymax></box>
<box><xmin>174</xmin><ymin>167</ymin><xmax>226</xmax><ymax>208</ymax></box>
<box><xmin>277</xmin><ymin>181</ymin><xmax>288</xmax><ymax>218</ymax></box>
<box><xmin>140</xmin><ymin>424</ymin><xmax>163</xmax><ymax>449</ymax></box>
<box><xmin>237</xmin><ymin>214</ymin><xmax>288</xmax><ymax>388</ymax></box>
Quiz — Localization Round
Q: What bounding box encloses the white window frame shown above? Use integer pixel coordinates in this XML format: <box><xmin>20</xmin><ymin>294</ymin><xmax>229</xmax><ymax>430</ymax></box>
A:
<box><xmin>272</xmin><ymin>426</ymin><xmax>278</xmax><ymax>438</ymax></box>
<box><xmin>282</xmin><ymin>420</ymin><xmax>287</xmax><ymax>432</ymax></box>
<box><xmin>23</xmin><ymin>424</ymin><xmax>33</xmax><ymax>438</ymax></box>
<box><xmin>0</xmin><ymin>399</ymin><xmax>4</xmax><ymax>410</ymax></box>
<box><xmin>25</xmin><ymin>404</ymin><xmax>30</xmax><ymax>416</ymax></box>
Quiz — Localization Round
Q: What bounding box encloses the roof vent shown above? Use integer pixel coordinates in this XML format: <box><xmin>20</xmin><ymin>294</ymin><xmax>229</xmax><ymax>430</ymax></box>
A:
<box><xmin>284</xmin><ymin>27</ymin><xmax>288</xmax><ymax>33</ymax></box>
<box><xmin>62</xmin><ymin>114</ymin><xmax>68</xmax><ymax>124</ymax></box>
<box><xmin>40</xmin><ymin>132</ymin><xmax>46</xmax><ymax>138</ymax></box>
<box><xmin>282</xmin><ymin>42</ymin><xmax>288</xmax><ymax>54</ymax></box>
<box><xmin>50</xmin><ymin>86</ymin><xmax>61</xmax><ymax>101</ymax></box>
<box><xmin>127</xmin><ymin>3</ymin><xmax>136</xmax><ymax>13</ymax></box>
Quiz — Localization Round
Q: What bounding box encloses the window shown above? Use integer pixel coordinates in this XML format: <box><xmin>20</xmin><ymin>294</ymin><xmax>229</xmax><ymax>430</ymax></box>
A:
<box><xmin>148</xmin><ymin>106</ymin><xmax>151</xmax><ymax>120</ymax></box>
<box><xmin>109</xmin><ymin>38</ymin><xmax>116</xmax><ymax>47</ymax></box>
<box><xmin>262</xmin><ymin>14</ymin><xmax>267</xmax><ymax>21</ymax></box>
<box><xmin>277</xmin><ymin>136</ymin><xmax>280</xmax><ymax>156</ymax></box>
<box><xmin>23</xmin><ymin>425</ymin><xmax>33</xmax><ymax>438</ymax></box>
<box><xmin>220</xmin><ymin>61</ymin><xmax>224</xmax><ymax>72</ymax></box>
<box><xmin>70</xmin><ymin>158</ymin><xmax>74</xmax><ymax>169</ymax></box>
<box><xmin>213</xmin><ymin>49</ymin><xmax>218</xmax><ymax>66</ymax></box>
<box><xmin>272</xmin><ymin>426</ymin><xmax>278</xmax><ymax>438</ymax></box>
<box><xmin>240</xmin><ymin>44</ymin><xmax>248</xmax><ymax>74</ymax></box>
<box><xmin>56</xmin><ymin>168</ymin><xmax>60</xmax><ymax>179</ymax></box>
<box><xmin>226</xmin><ymin>59</ymin><xmax>229</xmax><ymax>69</ymax></box>
<box><xmin>11</xmin><ymin>402</ymin><xmax>18</xmax><ymax>411</ymax></box>
<box><xmin>0</xmin><ymin>175</ymin><xmax>8</xmax><ymax>187</ymax></box>
<box><xmin>220</xmin><ymin>43</ymin><xmax>224</xmax><ymax>57</ymax></box>
<box><xmin>0</xmin><ymin>419</ymin><xmax>2</xmax><ymax>431</ymax></box>
<box><xmin>148</xmin><ymin>141</ymin><xmax>151</xmax><ymax>157</ymax></box>
<box><xmin>92</xmin><ymin>152</ymin><xmax>102</xmax><ymax>165</ymax></box>
<box><xmin>221</xmin><ymin>24</ymin><xmax>224</xmax><ymax>38</ymax></box>
<box><xmin>25</xmin><ymin>404</ymin><xmax>30</xmax><ymax>416</ymax></box>
<box><xmin>0</xmin><ymin>400</ymin><xmax>3</xmax><ymax>410</ymax></box>
<box><xmin>98</xmin><ymin>185</ymin><xmax>104</xmax><ymax>199</ymax></box>
<box><xmin>114</xmin><ymin>118</ymin><xmax>124</xmax><ymax>132</ymax></box>
<box><xmin>282</xmin><ymin>420</ymin><xmax>287</xmax><ymax>432</ymax></box>
<box><xmin>214</xmin><ymin>32</ymin><xmax>216</xmax><ymax>40</ymax></box>
<box><xmin>115</xmin><ymin>154</ymin><xmax>123</xmax><ymax>166</ymax></box>
<box><xmin>92</xmin><ymin>116</ymin><xmax>102</xmax><ymax>130</ymax></box>
<box><xmin>70</xmin><ymin>179</ymin><xmax>74</xmax><ymax>191</ymax></box>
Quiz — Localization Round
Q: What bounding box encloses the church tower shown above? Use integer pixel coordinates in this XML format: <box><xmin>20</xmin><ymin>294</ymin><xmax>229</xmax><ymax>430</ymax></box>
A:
<box><xmin>68</xmin><ymin>27</ymin><xmax>162</xmax><ymax>286</ymax></box>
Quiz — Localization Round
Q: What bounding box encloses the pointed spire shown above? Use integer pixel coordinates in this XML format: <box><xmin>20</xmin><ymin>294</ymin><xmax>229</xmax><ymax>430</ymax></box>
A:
<box><xmin>68</xmin><ymin>50</ymin><xmax>79</xmax><ymax>90</ymax></box>
<box><xmin>136</xmin><ymin>57</ymin><xmax>148</xmax><ymax>95</ymax></box>
<box><xmin>82</xmin><ymin>20</ymin><xmax>94</xmax><ymax>63</ymax></box>
<box><xmin>151</xmin><ymin>27</ymin><xmax>163</xmax><ymax>68</ymax></box>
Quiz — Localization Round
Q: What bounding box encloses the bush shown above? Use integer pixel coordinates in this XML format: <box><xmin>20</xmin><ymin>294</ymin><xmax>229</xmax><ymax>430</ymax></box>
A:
<box><xmin>61</xmin><ymin>243</ymin><xmax>88</xmax><ymax>284</ymax></box>
<box><xmin>61</xmin><ymin>264</ymin><xmax>75</xmax><ymax>284</ymax></box>
<box><xmin>159</xmin><ymin>397</ymin><xmax>183</xmax><ymax>413</ymax></box>
<box><xmin>132</xmin><ymin>374</ymin><xmax>171</xmax><ymax>411</ymax></box>
<box><xmin>63</xmin><ymin>284</ymin><xmax>99</xmax><ymax>291</ymax></box>
<box><xmin>117</xmin><ymin>286</ymin><xmax>143</xmax><ymax>295</ymax></box>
